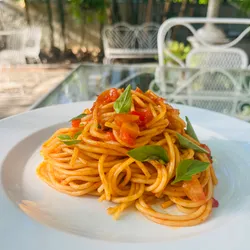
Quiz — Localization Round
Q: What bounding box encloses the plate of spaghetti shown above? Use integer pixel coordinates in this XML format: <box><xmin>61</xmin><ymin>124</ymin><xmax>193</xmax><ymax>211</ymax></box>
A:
<box><xmin>0</xmin><ymin>86</ymin><xmax>250</xmax><ymax>250</ymax></box>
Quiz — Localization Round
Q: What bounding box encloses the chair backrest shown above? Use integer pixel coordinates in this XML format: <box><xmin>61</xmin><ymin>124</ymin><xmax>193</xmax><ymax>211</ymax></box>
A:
<box><xmin>102</xmin><ymin>22</ymin><xmax>160</xmax><ymax>57</ymax></box>
<box><xmin>186</xmin><ymin>48</ymin><xmax>249</xmax><ymax>69</ymax></box>
<box><xmin>6</xmin><ymin>30</ymin><xmax>27</xmax><ymax>50</ymax></box>
<box><xmin>102</xmin><ymin>23</ymin><xmax>136</xmax><ymax>55</ymax></box>
<box><xmin>157</xmin><ymin>17</ymin><xmax>250</xmax><ymax>67</ymax></box>
<box><xmin>137</xmin><ymin>23</ymin><xmax>159</xmax><ymax>49</ymax></box>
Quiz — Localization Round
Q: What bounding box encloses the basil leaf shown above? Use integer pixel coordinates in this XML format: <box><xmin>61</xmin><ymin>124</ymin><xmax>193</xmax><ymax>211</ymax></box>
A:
<box><xmin>172</xmin><ymin>159</ymin><xmax>209</xmax><ymax>184</ymax></box>
<box><xmin>185</xmin><ymin>116</ymin><xmax>199</xmax><ymax>142</ymax></box>
<box><xmin>69</xmin><ymin>113</ymin><xmax>87</xmax><ymax>121</ymax></box>
<box><xmin>58</xmin><ymin>134</ymin><xmax>82</xmax><ymax>145</ymax></box>
<box><xmin>114</xmin><ymin>85</ymin><xmax>132</xmax><ymax>113</ymax></box>
<box><xmin>176</xmin><ymin>133</ymin><xmax>209</xmax><ymax>154</ymax></box>
<box><xmin>61</xmin><ymin>140</ymin><xmax>82</xmax><ymax>146</ymax></box>
<box><xmin>57</xmin><ymin>135</ymin><xmax>71</xmax><ymax>140</ymax></box>
<box><xmin>128</xmin><ymin>145</ymin><xmax>169</xmax><ymax>163</ymax></box>
<box><xmin>73</xmin><ymin>131</ymin><xmax>82</xmax><ymax>139</ymax></box>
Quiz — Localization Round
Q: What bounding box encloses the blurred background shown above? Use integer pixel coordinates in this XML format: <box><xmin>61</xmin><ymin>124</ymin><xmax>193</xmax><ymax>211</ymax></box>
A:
<box><xmin>1</xmin><ymin>0</ymin><xmax>250</xmax><ymax>120</ymax></box>
<box><xmin>0</xmin><ymin>0</ymin><xmax>249</xmax><ymax>63</ymax></box>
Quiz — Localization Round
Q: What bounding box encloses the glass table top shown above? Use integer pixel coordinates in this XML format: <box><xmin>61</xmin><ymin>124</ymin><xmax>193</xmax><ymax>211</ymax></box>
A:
<box><xmin>31</xmin><ymin>63</ymin><xmax>250</xmax><ymax>122</ymax></box>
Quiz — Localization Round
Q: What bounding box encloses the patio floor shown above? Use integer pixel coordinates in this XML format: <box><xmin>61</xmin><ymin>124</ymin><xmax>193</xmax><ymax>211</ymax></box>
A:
<box><xmin>0</xmin><ymin>65</ymin><xmax>74</xmax><ymax>119</ymax></box>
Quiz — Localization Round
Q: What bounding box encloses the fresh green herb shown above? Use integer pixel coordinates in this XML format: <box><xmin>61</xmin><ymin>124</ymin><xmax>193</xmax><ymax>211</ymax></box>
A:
<box><xmin>57</xmin><ymin>133</ymin><xmax>82</xmax><ymax>145</ymax></box>
<box><xmin>97</xmin><ymin>124</ymin><xmax>102</xmax><ymax>129</ymax></box>
<box><xmin>69</xmin><ymin>113</ymin><xmax>87</xmax><ymax>121</ymax></box>
<box><xmin>57</xmin><ymin>135</ymin><xmax>71</xmax><ymax>140</ymax></box>
<box><xmin>172</xmin><ymin>159</ymin><xmax>210</xmax><ymax>184</ymax></box>
<box><xmin>185</xmin><ymin>116</ymin><xmax>199</xmax><ymax>141</ymax></box>
<box><xmin>73</xmin><ymin>131</ymin><xmax>82</xmax><ymax>139</ymax></box>
<box><xmin>113</xmin><ymin>85</ymin><xmax>132</xmax><ymax>113</ymax></box>
<box><xmin>176</xmin><ymin>133</ymin><xmax>209</xmax><ymax>154</ymax></box>
<box><xmin>60</xmin><ymin>140</ymin><xmax>82</xmax><ymax>146</ymax></box>
<box><xmin>128</xmin><ymin>145</ymin><xmax>169</xmax><ymax>164</ymax></box>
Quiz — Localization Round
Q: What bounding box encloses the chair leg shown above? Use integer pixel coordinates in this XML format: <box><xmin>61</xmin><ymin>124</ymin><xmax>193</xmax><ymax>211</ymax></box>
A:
<box><xmin>25</xmin><ymin>56</ymin><xmax>41</xmax><ymax>64</ymax></box>
<box><xmin>103</xmin><ymin>57</ymin><xmax>113</xmax><ymax>64</ymax></box>
<box><xmin>21</xmin><ymin>56</ymin><xmax>27</xmax><ymax>64</ymax></box>
<box><xmin>103</xmin><ymin>57</ymin><xmax>108</xmax><ymax>64</ymax></box>
<box><xmin>36</xmin><ymin>56</ymin><xmax>41</xmax><ymax>64</ymax></box>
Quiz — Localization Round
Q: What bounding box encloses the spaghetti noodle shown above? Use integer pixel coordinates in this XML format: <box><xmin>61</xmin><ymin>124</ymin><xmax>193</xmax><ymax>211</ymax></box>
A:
<box><xmin>37</xmin><ymin>86</ymin><xmax>218</xmax><ymax>227</ymax></box>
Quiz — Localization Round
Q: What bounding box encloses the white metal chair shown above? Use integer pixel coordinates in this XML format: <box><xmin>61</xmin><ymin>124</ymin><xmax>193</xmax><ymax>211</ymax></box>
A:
<box><xmin>0</xmin><ymin>27</ymin><xmax>41</xmax><ymax>64</ymax></box>
<box><xmin>157</xmin><ymin>18</ymin><xmax>250</xmax><ymax>98</ymax></box>
<box><xmin>149</xmin><ymin>68</ymin><xmax>250</xmax><ymax>121</ymax></box>
<box><xmin>102</xmin><ymin>22</ymin><xmax>160</xmax><ymax>63</ymax></box>
<box><xmin>23</xmin><ymin>26</ymin><xmax>42</xmax><ymax>63</ymax></box>
<box><xmin>152</xmin><ymin>18</ymin><xmax>250</xmax><ymax>120</ymax></box>
<box><xmin>157</xmin><ymin>17</ymin><xmax>250</xmax><ymax>67</ymax></box>
<box><xmin>186</xmin><ymin>48</ymin><xmax>248</xmax><ymax>69</ymax></box>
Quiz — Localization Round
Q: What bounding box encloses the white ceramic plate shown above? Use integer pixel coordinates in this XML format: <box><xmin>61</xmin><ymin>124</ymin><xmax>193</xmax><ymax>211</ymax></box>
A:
<box><xmin>1</xmin><ymin>102</ymin><xmax>250</xmax><ymax>250</ymax></box>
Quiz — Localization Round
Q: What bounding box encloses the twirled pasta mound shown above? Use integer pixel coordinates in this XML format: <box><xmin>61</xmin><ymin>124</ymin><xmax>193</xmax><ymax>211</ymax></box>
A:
<box><xmin>37</xmin><ymin>86</ymin><xmax>218</xmax><ymax>227</ymax></box>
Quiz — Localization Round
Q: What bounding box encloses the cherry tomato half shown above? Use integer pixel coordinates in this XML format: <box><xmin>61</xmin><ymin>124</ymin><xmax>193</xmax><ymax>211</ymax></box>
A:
<box><xmin>106</xmin><ymin>131</ymin><xmax>116</xmax><ymax>141</ymax></box>
<box><xmin>130</xmin><ymin>109</ymin><xmax>153</xmax><ymax>127</ymax></box>
<box><xmin>96</xmin><ymin>88</ymin><xmax>119</xmax><ymax>105</ymax></box>
<box><xmin>212</xmin><ymin>197</ymin><xmax>219</xmax><ymax>208</ymax></box>
<box><xmin>120</xmin><ymin>122</ymin><xmax>140</xmax><ymax>146</ymax></box>
<box><xmin>71</xmin><ymin>119</ymin><xmax>81</xmax><ymax>128</ymax></box>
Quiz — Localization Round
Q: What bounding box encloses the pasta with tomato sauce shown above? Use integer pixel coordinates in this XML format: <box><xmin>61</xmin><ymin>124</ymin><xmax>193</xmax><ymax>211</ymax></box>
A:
<box><xmin>37</xmin><ymin>86</ymin><xmax>218</xmax><ymax>227</ymax></box>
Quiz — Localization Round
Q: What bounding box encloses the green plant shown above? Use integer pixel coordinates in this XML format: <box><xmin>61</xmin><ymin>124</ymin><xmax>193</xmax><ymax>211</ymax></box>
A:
<box><xmin>164</xmin><ymin>41</ymin><xmax>191</xmax><ymax>65</ymax></box>
<box><xmin>230</xmin><ymin>0</ymin><xmax>250</xmax><ymax>14</ymax></box>
<box><xmin>68</xmin><ymin>0</ymin><xmax>109</xmax><ymax>23</ymax></box>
